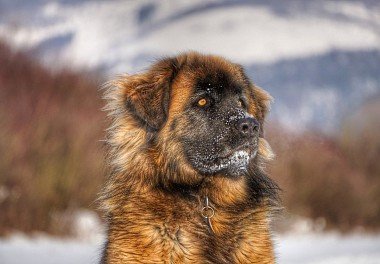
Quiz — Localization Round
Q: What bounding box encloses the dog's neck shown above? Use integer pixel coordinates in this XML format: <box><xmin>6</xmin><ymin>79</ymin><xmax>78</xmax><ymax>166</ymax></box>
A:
<box><xmin>153</xmin><ymin>172</ymin><xmax>278</xmax><ymax>236</ymax></box>
<box><xmin>154</xmin><ymin>169</ymin><xmax>277</xmax><ymax>210</ymax></box>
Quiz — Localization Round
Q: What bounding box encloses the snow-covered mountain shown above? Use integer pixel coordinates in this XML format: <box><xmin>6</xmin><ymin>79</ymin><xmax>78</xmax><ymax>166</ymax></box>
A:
<box><xmin>1</xmin><ymin>0</ymin><xmax>379</xmax><ymax>133</ymax></box>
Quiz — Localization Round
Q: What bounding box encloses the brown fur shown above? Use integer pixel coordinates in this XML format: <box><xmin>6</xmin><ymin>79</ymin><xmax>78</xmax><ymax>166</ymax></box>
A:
<box><xmin>100</xmin><ymin>52</ymin><xmax>279</xmax><ymax>263</ymax></box>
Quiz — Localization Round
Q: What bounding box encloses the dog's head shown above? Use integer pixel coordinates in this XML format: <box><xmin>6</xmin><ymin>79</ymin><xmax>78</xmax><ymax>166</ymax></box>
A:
<box><xmin>114</xmin><ymin>52</ymin><xmax>273</xmax><ymax>186</ymax></box>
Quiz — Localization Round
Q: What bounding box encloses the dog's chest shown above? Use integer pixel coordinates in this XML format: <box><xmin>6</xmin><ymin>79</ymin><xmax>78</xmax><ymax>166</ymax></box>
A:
<box><xmin>145</xmin><ymin>206</ymin><xmax>260</xmax><ymax>263</ymax></box>
<box><xmin>151</xmin><ymin>220</ymin><xmax>206</xmax><ymax>263</ymax></box>
<box><xmin>110</xmin><ymin>196</ymin><xmax>274</xmax><ymax>263</ymax></box>
<box><xmin>146</xmin><ymin>203</ymin><xmax>212</xmax><ymax>263</ymax></box>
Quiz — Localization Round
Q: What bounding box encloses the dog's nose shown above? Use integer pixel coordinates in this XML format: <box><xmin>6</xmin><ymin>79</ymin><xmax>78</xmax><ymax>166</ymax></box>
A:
<box><xmin>236</xmin><ymin>117</ymin><xmax>259</xmax><ymax>136</ymax></box>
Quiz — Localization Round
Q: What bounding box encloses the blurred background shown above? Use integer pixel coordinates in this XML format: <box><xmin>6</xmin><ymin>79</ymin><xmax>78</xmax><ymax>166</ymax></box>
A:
<box><xmin>0</xmin><ymin>0</ymin><xmax>379</xmax><ymax>263</ymax></box>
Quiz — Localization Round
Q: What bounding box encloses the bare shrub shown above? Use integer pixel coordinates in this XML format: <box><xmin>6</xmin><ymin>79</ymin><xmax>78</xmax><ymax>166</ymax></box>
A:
<box><xmin>268</xmin><ymin>108</ymin><xmax>380</xmax><ymax>231</ymax></box>
<box><xmin>0</xmin><ymin>41</ymin><xmax>106</xmax><ymax>235</ymax></box>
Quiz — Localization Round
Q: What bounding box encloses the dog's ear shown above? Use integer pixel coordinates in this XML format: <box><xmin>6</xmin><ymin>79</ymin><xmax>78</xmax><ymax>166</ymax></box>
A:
<box><xmin>120</xmin><ymin>58</ymin><xmax>179</xmax><ymax>131</ymax></box>
<box><xmin>252</xmin><ymin>86</ymin><xmax>274</xmax><ymax>161</ymax></box>
<box><xmin>252</xmin><ymin>85</ymin><xmax>272</xmax><ymax>137</ymax></box>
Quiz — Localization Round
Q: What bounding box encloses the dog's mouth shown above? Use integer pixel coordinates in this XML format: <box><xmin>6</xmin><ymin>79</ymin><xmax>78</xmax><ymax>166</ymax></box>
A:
<box><xmin>193</xmin><ymin>143</ymin><xmax>258</xmax><ymax>175</ymax></box>
<box><xmin>218</xmin><ymin>143</ymin><xmax>253</xmax><ymax>159</ymax></box>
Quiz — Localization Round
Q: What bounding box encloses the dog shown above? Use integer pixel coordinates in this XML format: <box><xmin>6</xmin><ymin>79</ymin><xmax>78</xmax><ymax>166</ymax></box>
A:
<box><xmin>100</xmin><ymin>52</ymin><xmax>279</xmax><ymax>263</ymax></box>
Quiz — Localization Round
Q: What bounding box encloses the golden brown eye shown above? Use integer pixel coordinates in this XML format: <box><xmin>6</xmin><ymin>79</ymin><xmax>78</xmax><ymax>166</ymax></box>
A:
<box><xmin>198</xmin><ymin>98</ymin><xmax>207</xmax><ymax>107</ymax></box>
<box><xmin>238</xmin><ymin>99</ymin><xmax>244</xmax><ymax>108</ymax></box>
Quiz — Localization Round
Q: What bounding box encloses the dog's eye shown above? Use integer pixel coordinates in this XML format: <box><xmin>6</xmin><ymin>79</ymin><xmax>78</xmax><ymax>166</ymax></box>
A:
<box><xmin>197</xmin><ymin>98</ymin><xmax>208</xmax><ymax>107</ymax></box>
<box><xmin>238</xmin><ymin>99</ymin><xmax>245</xmax><ymax>108</ymax></box>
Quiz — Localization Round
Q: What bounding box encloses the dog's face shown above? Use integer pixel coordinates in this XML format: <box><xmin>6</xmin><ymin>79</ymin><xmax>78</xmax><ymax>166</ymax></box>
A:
<box><xmin>121</xmin><ymin>52</ymin><xmax>272</xmax><ymax>183</ymax></box>
<box><xmin>171</xmin><ymin>66</ymin><xmax>263</xmax><ymax>177</ymax></box>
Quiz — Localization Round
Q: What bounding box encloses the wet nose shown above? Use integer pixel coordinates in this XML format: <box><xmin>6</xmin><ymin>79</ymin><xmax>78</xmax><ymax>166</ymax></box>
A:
<box><xmin>236</xmin><ymin>117</ymin><xmax>260</xmax><ymax>136</ymax></box>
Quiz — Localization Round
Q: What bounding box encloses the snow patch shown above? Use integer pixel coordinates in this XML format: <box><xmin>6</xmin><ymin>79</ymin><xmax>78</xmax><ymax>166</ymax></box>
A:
<box><xmin>73</xmin><ymin>210</ymin><xmax>104</xmax><ymax>242</ymax></box>
<box><xmin>229</xmin><ymin>150</ymin><xmax>250</xmax><ymax>170</ymax></box>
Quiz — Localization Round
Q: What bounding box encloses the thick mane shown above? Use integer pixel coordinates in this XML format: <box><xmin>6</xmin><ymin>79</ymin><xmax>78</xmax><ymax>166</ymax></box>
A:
<box><xmin>99</xmin><ymin>79</ymin><xmax>155</xmax><ymax>213</ymax></box>
<box><xmin>246</xmin><ymin>163</ymin><xmax>280</xmax><ymax>207</ymax></box>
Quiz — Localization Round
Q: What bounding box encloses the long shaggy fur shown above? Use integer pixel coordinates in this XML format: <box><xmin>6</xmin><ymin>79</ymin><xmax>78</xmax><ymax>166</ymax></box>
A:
<box><xmin>99</xmin><ymin>52</ymin><xmax>280</xmax><ymax>264</ymax></box>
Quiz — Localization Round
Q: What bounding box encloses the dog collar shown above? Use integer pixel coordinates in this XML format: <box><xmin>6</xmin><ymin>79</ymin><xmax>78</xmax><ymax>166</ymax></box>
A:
<box><xmin>201</xmin><ymin>196</ymin><xmax>215</xmax><ymax>234</ymax></box>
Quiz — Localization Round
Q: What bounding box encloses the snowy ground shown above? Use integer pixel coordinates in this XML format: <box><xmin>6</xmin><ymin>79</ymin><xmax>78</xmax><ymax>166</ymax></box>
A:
<box><xmin>277</xmin><ymin>232</ymin><xmax>380</xmax><ymax>264</ymax></box>
<box><xmin>1</xmin><ymin>232</ymin><xmax>380</xmax><ymax>264</ymax></box>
